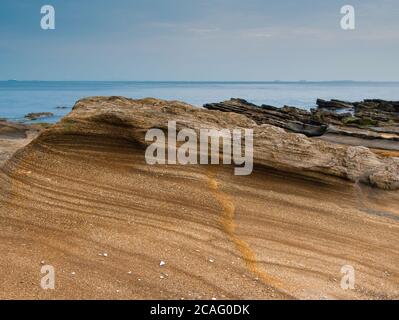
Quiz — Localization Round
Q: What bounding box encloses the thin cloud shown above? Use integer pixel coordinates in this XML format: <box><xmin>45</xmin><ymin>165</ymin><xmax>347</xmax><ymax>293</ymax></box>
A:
<box><xmin>187</xmin><ymin>27</ymin><xmax>220</xmax><ymax>35</ymax></box>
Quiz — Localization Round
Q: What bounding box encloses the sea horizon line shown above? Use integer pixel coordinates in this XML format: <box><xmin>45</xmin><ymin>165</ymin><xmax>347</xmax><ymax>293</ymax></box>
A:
<box><xmin>2</xmin><ymin>80</ymin><xmax>399</xmax><ymax>84</ymax></box>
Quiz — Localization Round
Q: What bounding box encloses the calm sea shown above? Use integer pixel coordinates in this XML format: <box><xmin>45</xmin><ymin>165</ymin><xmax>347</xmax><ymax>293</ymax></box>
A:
<box><xmin>1</xmin><ymin>81</ymin><xmax>398</xmax><ymax>123</ymax></box>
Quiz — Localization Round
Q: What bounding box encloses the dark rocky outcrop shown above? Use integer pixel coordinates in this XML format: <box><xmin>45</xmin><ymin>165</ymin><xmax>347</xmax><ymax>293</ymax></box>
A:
<box><xmin>204</xmin><ymin>98</ymin><xmax>399</xmax><ymax>151</ymax></box>
<box><xmin>204</xmin><ymin>98</ymin><xmax>327</xmax><ymax>137</ymax></box>
<box><xmin>24</xmin><ymin>112</ymin><xmax>54</xmax><ymax>120</ymax></box>
<box><xmin>316</xmin><ymin>99</ymin><xmax>353</xmax><ymax>110</ymax></box>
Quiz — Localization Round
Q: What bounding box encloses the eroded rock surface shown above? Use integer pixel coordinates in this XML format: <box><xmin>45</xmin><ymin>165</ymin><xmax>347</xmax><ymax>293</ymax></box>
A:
<box><xmin>204</xmin><ymin>98</ymin><xmax>327</xmax><ymax>137</ymax></box>
<box><xmin>27</xmin><ymin>96</ymin><xmax>395</xmax><ymax>190</ymax></box>
<box><xmin>204</xmin><ymin>98</ymin><xmax>399</xmax><ymax>151</ymax></box>
<box><xmin>1</xmin><ymin>97</ymin><xmax>398</xmax><ymax>300</ymax></box>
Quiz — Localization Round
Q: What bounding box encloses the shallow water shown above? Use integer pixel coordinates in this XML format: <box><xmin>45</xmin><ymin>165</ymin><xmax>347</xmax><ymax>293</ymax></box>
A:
<box><xmin>1</xmin><ymin>81</ymin><xmax>398</xmax><ymax>123</ymax></box>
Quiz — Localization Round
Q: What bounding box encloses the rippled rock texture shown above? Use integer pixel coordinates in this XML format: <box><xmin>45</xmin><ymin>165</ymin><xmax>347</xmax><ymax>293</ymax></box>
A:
<box><xmin>0</xmin><ymin>97</ymin><xmax>398</xmax><ymax>299</ymax></box>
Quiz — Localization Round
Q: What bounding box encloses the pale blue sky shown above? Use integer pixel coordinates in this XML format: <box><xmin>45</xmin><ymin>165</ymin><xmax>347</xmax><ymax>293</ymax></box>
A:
<box><xmin>1</xmin><ymin>0</ymin><xmax>398</xmax><ymax>81</ymax></box>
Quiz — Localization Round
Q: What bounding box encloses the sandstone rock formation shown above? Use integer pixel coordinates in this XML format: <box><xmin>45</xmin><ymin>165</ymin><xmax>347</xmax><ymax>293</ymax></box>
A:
<box><xmin>1</xmin><ymin>97</ymin><xmax>398</xmax><ymax>300</ymax></box>
<box><xmin>23</xmin><ymin>96</ymin><xmax>394</xmax><ymax>190</ymax></box>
